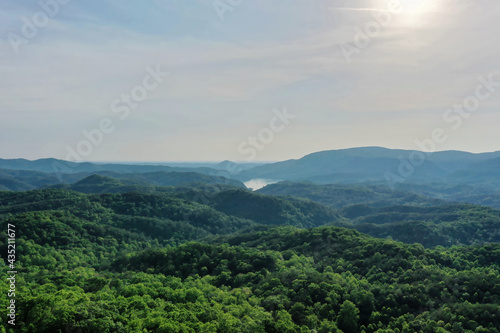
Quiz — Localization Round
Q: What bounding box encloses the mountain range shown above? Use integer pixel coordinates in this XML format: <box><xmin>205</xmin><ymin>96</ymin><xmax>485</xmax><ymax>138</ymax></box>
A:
<box><xmin>2</xmin><ymin>147</ymin><xmax>500</xmax><ymax>331</ymax></box>
<box><xmin>3</xmin><ymin>147</ymin><xmax>500</xmax><ymax>189</ymax></box>
<box><xmin>236</xmin><ymin>147</ymin><xmax>500</xmax><ymax>187</ymax></box>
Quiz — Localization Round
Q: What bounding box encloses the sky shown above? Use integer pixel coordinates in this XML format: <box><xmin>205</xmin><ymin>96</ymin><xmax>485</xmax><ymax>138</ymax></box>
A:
<box><xmin>1</xmin><ymin>0</ymin><xmax>500</xmax><ymax>162</ymax></box>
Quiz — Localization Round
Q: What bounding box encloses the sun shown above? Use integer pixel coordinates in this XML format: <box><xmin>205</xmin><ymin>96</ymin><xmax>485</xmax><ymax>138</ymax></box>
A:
<box><xmin>397</xmin><ymin>0</ymin><xmax>443</xmax><ymax>27</ymax></box>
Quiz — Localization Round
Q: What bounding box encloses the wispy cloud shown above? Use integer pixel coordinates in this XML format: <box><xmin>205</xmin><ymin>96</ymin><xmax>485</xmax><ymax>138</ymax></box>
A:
<box><xmin>1</xmin><ymin>0</ymin><xmax>499</xmax><ymax>160</ymax></box>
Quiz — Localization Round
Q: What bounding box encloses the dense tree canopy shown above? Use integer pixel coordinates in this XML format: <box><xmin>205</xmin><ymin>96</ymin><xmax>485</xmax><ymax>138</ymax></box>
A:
<box><xmin>1</xmin><ymin>187</ymin><xmax>499</xmax><ymax>332</ymax></box>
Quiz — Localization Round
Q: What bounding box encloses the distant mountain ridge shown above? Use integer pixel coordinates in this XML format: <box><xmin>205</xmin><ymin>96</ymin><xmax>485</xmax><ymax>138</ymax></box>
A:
<box><xmin>0</xmin><ymin>168</ymin><xmax>245</xmax><ymax>192</ymax></box>
<box><xmin>60</xmin><ymin>172</ymin><xmax>246</xmax><ymax>193</ymax></box>
<box><xmin>2</xmin><ymin>146</ymin><xmax>500</xmax><ymax>190</ymax></box>
<box><xmin>236</xmin><ymin>147</ymin><xmax>500</xmax><ymax>187</ymax></box>
<box><xmin>0</xmin><ymin>157</ymin><xmax>220</xmax><ymax>175</ymax></box>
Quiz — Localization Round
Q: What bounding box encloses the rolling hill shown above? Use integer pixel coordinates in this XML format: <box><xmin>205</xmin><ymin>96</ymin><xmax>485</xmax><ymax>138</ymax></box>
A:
<box><xmin>1</xmin><ymin>184</ymin><xmax>500</xmax><ymax>332</ymax></box>
<box><xmin>0</xmin><ymin>168</ymin><xmax>245</xmax><ymax>192</ymax></box>
<box><xmin>257</xmin><ymin>181</ymin><xmax>447</xmax><ymax>209</ymax></box>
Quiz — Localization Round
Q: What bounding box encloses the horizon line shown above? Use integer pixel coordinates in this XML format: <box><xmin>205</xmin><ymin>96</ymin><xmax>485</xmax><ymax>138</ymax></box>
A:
<box><xmin>2</xmin><ymin>146</ymin><xmax>500</xmax><ymax>164</ymax></box>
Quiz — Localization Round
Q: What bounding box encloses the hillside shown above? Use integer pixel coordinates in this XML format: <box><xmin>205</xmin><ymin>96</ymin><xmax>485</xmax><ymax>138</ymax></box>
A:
<box><xmin>236</xmin><ymin>147</ymin><xmax>439</xmax><ymax>182</ymax></box>
<box><xmin>0</xmin><ymin>158</ymin><xmax>219</xmax><ymax>175</ymax></box>
<box><xmin>257</xmin><ymin>181</ymin><xmax>447</xmax><ymax>209</ymax></box>
<box><xmin>343</xmin><ymin>204</ymin><xmax>500</xmax><ymax>247</ymax></box>
<box><xmin>0</xmin><ymin>189</ymin><xmax>254</xmax><ymax>246</ymax></box>
<box><xmin>256</xmin><ymin>181</ymin><xmax>500</xmax><ymax>247</ymax></box>
<box><xmin>394</xmin><ymin>183</ymin><xmax>500</xmax><ymax>209</ymax></box>
<box><xmin>60</xmin><ymin>172</ymin><xmax>245</xmax><ymax>194</ymax></box>
<box><xmin>205</xmin><ymin>189</ymin><xmax>341</xmax><ymax>228</ymax></box>
<box><xmin>0</xmin><ymin>169</ymin><xmax>87</xmax><ymax>191</ymax></box>
<box><xmin>451</xmin><ymin>157</ymin><xmax>500</xmax><ymax>187</ymax></box>
<box><xmin>0</xmin><ymin>187</ymin><xmax>340</xmax><ymax>233</ymax></box>
<box><xmin>0</xmin><ymin>169</ymin><xmax>245</xmax><ymax>192</ymax></box>
<box><xmin>2</xmin><ymin>183</ymin><xmax>499</xmax><ymax>250</ymax></box>
<box><xmin>2</xmin><ymin>213</ymin><xmax>499</xmax><ymax>332</ymax></box>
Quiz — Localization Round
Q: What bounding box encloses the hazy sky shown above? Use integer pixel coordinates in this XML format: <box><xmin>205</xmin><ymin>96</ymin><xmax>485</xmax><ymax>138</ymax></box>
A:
<box><xmin>1</xmin><ymin>0</ymin><xmax>500</xmax><ymax>162</ymax></box>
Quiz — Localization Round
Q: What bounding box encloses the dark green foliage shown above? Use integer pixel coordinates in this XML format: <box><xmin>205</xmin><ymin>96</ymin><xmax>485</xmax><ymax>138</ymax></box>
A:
<box><xmin>61</xmin><ymin>172</ymin><xmax>246</xmax><ymax>193</ymax></box>
<box><xmin>0</xmin><ymin>167</ymin><xmax>246</xmax><ymax>192</ymax></box>
<box><xmin>345</xmin><ymin>204</ymin><xmax>500</xmax><ymax>247</ymax></box>
<box><xmin>1</xmin><ymin>187</ymin><xmax>500</xmax><ymax>332</ymax></box>
<box><xmin>395</xmin><ymin>182</ymin><xmax>500</xmax><ymax>210</ymax></box>
<box><xmin>208</xmin><ymin>189</ymin><xmax>341</xmax><ymax>228</ymax></box>
<box><xmin>257</xmin><ymin>182</ymin><xmax>500</xmax><ymax>247</ymax></box>
<box><xmin>258</xmin><ymin>181</ymin><xmax>446</xmax><ymax>209</ymax></box>
<box><xmin>337</xmin><ymin>300</ymin><xmax>359</xmax><ymax>333</ymax></box>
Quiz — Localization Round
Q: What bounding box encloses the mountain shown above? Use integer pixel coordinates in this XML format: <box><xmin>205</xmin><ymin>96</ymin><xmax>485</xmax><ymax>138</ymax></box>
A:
<box><xmin>451</xmin><ymin>157</ymin><xmax>500</xmax><ymax>186</ymax></box>
<box><xmin>237</xmin><ymin>147</ymin><xmax>500</xmax><ymax>186</ymax></box>
<box><xmin>213</xmin><ymin>160</ymin><xmax>264</xmax><ymax>171</ymax></box>
<box><xmin>0</xmin><ymin>157</ymin><xmax>220</xmax><ymax>175</ymax></box>
<box><xmin>4</xmin><ymin>147</ymin><xmax>500</xmax><ymax>189</ymax></box>
<box><xmin>236</xmin><ymin>147</ymin><xmax>439</xmax><ymax>183</ymax></box>
<box><xmin>0</xmin><ymin>158</ymin><xmax>63</xmax><ymax>173</ymax></box>
<box><xmin>424</xmin><ymin>150</ymin><xmax>500</xmax><ymax>172</ymax></box>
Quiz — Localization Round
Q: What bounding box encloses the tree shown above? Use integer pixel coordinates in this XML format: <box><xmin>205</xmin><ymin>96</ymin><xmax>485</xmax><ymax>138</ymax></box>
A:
<box><xmin>337</xmin><ymin>300</ymin><xmax>359</xmax><ymax>333</ymax></box>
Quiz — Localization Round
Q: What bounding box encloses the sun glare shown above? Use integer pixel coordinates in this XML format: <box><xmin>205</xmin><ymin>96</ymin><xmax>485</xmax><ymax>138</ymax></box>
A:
<box><xmin>398</xmin><ymin>0</ymin><xmax>443</xmax><ymax>26</ymax></box>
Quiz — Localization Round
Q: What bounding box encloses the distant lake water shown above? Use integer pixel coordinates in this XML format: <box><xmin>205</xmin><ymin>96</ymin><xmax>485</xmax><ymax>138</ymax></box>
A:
<box><xmin>244</xmin><ymin>179</ymin><xmax>280</xmax><ymax>191</ymax></box>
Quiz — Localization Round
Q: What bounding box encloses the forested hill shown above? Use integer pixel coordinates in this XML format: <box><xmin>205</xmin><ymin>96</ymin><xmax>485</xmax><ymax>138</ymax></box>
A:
<box><xmin>2</xmin><ymin>215</ymin><xmax>499</xmax><ymax>332</ymax></box>
<box><xmin>1</xmin><ymin>185</ymin><xmax>500</xmax><ymax>332</ymax></box>
<box><xmin>0</xmin><ymin>169</ymin><xmax>245</xmax><ymax>192</ymax></box>
<box><xmin>0</xmin><ymin>158</ymin><xmax>220</xmax><ymax>175</ymax></box>
<box><xmin>257</xmin><ymin>181</ymin><xmax>447</xmax><ymax>209</ymax></box>
<box><xmin>257</xmin><ymin>181</ymin><xmax>500</xmax><ymax>210</ymax></box>
<box><xmin>256</xmin><ymin>181</ymin><xmax>500</xmax><ymax>247</ymax></box>
<box><xmin>1</xmin><ymin>185</ymin><xmax>500</xmax><ymax>249</ymax></box>
<box><xmin>0</xmin><ymin>188</ymin><xmax>339</xmax><ymax>239</ymax></box>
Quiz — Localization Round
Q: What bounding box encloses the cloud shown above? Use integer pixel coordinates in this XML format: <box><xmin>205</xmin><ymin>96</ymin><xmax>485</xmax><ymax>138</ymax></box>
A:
<box><xmin>0</xmin><ymin>0</ymin><xmax>499</xmax><ymax>160</ymax></box>
<box><xmin>328</xmin><ymin>7</ymin><xmax>385</xmax><ymax>12</ymax></box>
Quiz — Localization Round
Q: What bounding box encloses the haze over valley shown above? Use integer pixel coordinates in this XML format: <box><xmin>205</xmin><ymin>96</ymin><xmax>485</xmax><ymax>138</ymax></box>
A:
<box><xmin>2</xmin><ymin>1</ymin><xmax>500</xmax><ymax>332</ymax></box>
